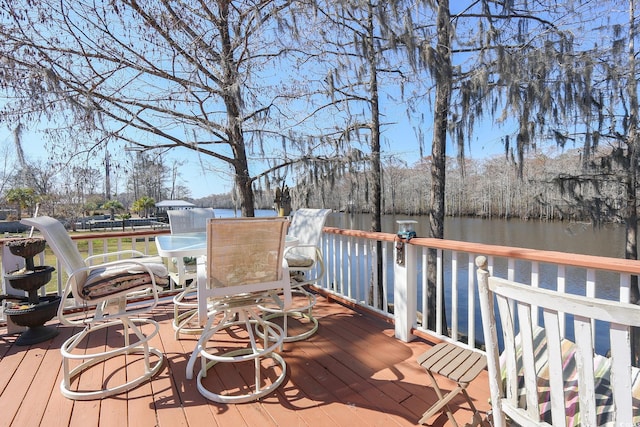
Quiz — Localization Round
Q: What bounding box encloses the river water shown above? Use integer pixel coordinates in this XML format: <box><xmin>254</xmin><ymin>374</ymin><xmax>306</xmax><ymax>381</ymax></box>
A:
<box><xmin>327</xmin><ymin>213</ymin><xmax>627</xmax><ymax>258</ymax></box>
<box><xmin>217</xmin><ymin>208</ymin><xmax>627</xmax><ymax>256</ymax></box>
<box><xmin>328</xmin><ymin>213</ymin><xmax>631</xmax><ymax>354</ymax></box>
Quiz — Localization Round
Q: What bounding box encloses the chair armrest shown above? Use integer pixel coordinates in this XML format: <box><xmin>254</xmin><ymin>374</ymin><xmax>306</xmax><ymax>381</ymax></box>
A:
<box><xmin>284</xmin><ymin>243</ymin><xmax>319</xmax><ymax>254</ymax></box>
<box><xmin>84</xmin><ymin>249</ymin><xmax>147</xmax><ymax>263</ymax></box>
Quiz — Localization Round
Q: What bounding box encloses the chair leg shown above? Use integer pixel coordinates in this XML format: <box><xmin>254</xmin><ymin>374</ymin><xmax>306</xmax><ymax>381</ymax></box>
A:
<box><xmin>172</xmin><ymin>283</ymin><xmax>202</xmax><ymax>338</ymax></box>
<box><xmin>185</xmin><ymin>310</ymin><xmax>229</xmax><ymax>379</ymax></box>
<box><xmin>419</xmin><ymin>370</ymin><xmax>461</xmax><ymax>426</ymax></box>
<box><xmin>187</xmin><ymin>307</ymin><xmax>287</xmax><ymax>403</ymax></box>
<box><xmin>259</xmin><ymin>287</ymin><xmax>318</xmax><ymax>342</ymax></box>
<box><xmin>60</xmin><ymin>317</ymin><xmax>163</xmax><ymax>400</ymax></box>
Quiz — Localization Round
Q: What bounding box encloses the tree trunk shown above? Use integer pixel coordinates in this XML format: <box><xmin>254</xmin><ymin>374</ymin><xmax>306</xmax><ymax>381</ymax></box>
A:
<box><xmin>365</xmin><ymin>0</ymin><xmax>384</xmax><ymax>310</ymax></box>
<box><xmin>220</xmin><ymin>1</ymin><xmax>255</xmax><ymax>218</ymax></box>
<box><xmin>426</xmin><ymin>0</ymin><xmax>452</xmax><ymax>330</ymax></box>
<box><xmin>624</xmin><ymin>0</ymin><xmax>640</xmax><ymax>365</ymax></box>
<box><xmin>234</xmin><ymin>161</ymin><xmax>256</xmax><ymax>217</ymax></box>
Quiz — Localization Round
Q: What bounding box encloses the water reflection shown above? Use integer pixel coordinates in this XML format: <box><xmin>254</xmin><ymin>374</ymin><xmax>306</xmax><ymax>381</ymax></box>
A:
<box><xmin>216</xmin><ymin>207</ymin><xmax>626</xmax><ymax>258</ymax></box>
<box><xmin>326</xmin><ymin>212</ymin><xmax>626</xmax><ymax>258</ymax></box>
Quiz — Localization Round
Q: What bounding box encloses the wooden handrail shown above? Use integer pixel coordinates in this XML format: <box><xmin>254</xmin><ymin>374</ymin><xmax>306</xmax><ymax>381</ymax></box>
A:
<box><xmin>323</xmin><ymin>226</ymin><xmax>640</xmax><ymax>275</ymax></box>
<box><xmin>0</xmin><ymin>228</ymin><xmax>171</xmax><ymax>246</ymax></box>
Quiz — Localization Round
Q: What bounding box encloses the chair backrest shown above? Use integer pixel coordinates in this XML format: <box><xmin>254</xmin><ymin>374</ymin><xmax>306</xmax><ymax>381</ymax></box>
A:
<box><xmin>286</xmin><ymin>208</ymin><xmax>331</xmax><ymax>260</ymax></box>
<box><xmin>167</xmin><ymin>208</ymin><xmax>215</xmax><ymax>234</ymax></box>
<box><xmin>21</xmin><ymin>216</ymin><xmax>87</xmax><ymax>279</ymax></box>
<box><xmin>198</xmin><ymin>217</ymin><xmax>291</xmax><ymax>322</ymax></box>
<box><xmin>476</xmin><ymin>255</ymin><xmax>640</xmax><ymax>427</ymax></box>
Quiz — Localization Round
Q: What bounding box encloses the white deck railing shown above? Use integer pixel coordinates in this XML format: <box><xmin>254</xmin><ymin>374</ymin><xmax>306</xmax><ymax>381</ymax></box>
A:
<box><xmin>319</xmin><ymin>227</ymin><xmax>640</xmax><ymax>357</ymax></box>
<box><xmin>3</xmin><ymin>226</ymin><xmax>640</xmax><ymax>357</ymax></box>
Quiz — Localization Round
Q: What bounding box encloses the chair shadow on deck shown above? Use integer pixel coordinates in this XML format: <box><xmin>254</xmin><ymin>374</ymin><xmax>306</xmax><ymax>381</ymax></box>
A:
<box><xmin>149</xmin><ymin>297</ymin><xmax>490</xmax><ymax>426</ymax></box>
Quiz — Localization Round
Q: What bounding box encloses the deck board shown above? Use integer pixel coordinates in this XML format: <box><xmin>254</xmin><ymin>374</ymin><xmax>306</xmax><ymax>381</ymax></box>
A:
<box><xmin>0</xmin><ymin>295</ymin><xmax>491</xmax><ymax>427</ymax></box>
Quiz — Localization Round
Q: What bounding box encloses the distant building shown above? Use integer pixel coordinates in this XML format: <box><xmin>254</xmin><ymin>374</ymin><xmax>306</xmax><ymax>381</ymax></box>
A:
<box><xmin>155</xmin><ymin>200</ymin><xmax>196</xmax><ymax>221</ymax></box>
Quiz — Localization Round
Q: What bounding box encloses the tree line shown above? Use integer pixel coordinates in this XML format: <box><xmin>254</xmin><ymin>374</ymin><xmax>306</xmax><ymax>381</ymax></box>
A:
<box><xmin>206</xmin><ymin>146</ymin><xmax>617</xmax><ymax>224</ymax></box>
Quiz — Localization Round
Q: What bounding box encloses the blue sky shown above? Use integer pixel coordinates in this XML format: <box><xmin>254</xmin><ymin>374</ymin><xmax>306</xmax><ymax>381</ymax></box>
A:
<box><xmin>3</xmin><ymin>0</ymin><xmax>580</xmax><ymax>201</ymax></box>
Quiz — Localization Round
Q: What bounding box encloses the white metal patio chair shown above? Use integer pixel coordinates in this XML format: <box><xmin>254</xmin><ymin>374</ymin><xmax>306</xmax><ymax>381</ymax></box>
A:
<box><xmin>476</xmin><ymin>255</ymin><xmax>640</xmax><ymax>427</ymax></box>
<box><xmin>185</xmin><ymin>217</ymin><xmax>292</xmax><ymax>403</ymax></box>
<box><xmin>166</xmin><ymin>207</ymin><xmax>216</xmax><ymax>287</ymax></box>
<box><xmin>167</xmin><ymin>207</ymin><xmax>215</xmax><ymax>337</ymax></box>
<box><xmin>260</xmin><ymin>208</ymin><xmax>331</xmax><ymax>342</ymax></box>
<box><xmin>21</xmin><ymin>216</ymin><xmax>167</xmax><ymax>400</ymax></box>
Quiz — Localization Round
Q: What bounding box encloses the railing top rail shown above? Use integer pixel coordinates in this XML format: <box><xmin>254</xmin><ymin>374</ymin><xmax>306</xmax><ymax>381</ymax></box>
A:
<box><xmin>0</xmin><ymin>228</ymin><xmax>171</xmax><ymax>246</ymax></box>
<box><xmin>323</xmin><ymin>226</ymin><xmax>640</xmax><ymax>275</ymax></box>
<box><xmin>4</xmin><ymin>225</ymin><xmax>638</xmax><ymax>275</ymax></box>
<box><xmin>323</xmin><ymin>226</ymin><xmax>397</xmax><ymax>242</ymax></box>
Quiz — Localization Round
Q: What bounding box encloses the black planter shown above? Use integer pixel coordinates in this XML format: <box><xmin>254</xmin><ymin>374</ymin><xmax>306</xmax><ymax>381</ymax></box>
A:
<box><xmin>5</xmin><ymin>266</ymin><xmax>55</xmax><ymax>301</ymax></box>
<box><xmin>2</xmin><ymin>237</ymin><xmax>59</xmax><ymax>345</ymax></box>
<box><xmin>4</xmin><ymin>296</ymin><xmax>61</xmax><ymax>345</ymax></box>
<box><xmin>5</xmin><ymin>238</ymin><xmax>46</xmax><ymax>259</ymax></box>
<box><xmin>5</xmin><ymin>264</ymin><xmax>55</xmax><ymax>289</ymax></box>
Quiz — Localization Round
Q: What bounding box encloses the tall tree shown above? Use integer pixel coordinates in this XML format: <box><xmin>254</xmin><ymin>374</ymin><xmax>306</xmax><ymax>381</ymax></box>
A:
<box><xmin>306</xmin><ymin>0</ymin><xmax>414</xmax><ymax>308</ymax></box>
<box><xmin>5</xmin><ymin>187</ymin><xmax>38</xmax><ymax>219</ymax></box>
<box><xmin>0</xmin><ymin>0</ymin><xmax>334</xmax><ymax>217</ymax></box>
<box><xmin>429</xmin><ymin>0</ymin><xmax>451</xmax><ymax>243</ymax></box>
<box><xmin>401</xmin><ymin>0</ymin><xmax>579</xmax><ymax>329</ymax></box>
<box><xmin>54</xmin><ymin>165</ymin><xmax>101</xmax><ymax>230</ymax></box>
<box><xmin>509</xmin><ymin>2</ymin><xmax>640</xmax><ymax>261</ymax></box>
<box><xmin>424</xmin><ymin>0</ymin><xmax>452</xmax><ymax>330</ymax></box>
<box><xmin>534</xmin><ymin>1</ymin><xmax>640</xmax><ymax>361</ymax></box>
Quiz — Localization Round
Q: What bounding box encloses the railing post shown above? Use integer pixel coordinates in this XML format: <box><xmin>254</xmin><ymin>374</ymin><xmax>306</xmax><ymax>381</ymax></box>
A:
<box><xmin>393</xmin><ymin>239</ymin><xmax>417</xmax><ymax>342</ymax></box>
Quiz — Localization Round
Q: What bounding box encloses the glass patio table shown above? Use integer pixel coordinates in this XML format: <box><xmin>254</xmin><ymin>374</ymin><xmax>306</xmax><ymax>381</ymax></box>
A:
<box><xmin>155</xmin><ymin>232</ymin><xmax>298</xmax><ymax>258</ymax></box>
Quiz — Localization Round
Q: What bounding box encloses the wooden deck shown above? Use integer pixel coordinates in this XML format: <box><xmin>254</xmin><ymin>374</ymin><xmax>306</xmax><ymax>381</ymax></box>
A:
<box><xmin>0</xmin><ymin>294</ymin><xmax>491</xmax><ymax>427</ymax></box>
